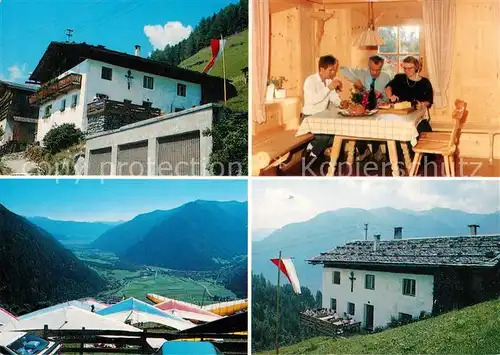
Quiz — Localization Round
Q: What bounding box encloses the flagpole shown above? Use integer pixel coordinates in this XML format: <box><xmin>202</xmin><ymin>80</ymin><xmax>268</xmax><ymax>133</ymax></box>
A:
<box><xmin>221</xmin><ymin>34</ymin><xmax>227</xmax><ymax>105</ymax></box>
<box><xmin>276</xmin><ymin>250</ymin><xmax>282</xmax><ymax>355</ymax></box>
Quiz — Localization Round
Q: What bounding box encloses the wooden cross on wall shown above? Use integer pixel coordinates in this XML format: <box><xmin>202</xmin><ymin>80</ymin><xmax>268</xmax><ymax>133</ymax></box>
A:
<box><xmin>349</xmin><ymin>271</ymin><xmax>356</xmax><ymax>292</ymax></box>
<box><xmin>125</xmin><ymin>70</ymin><xmax>134</xmax><ymax>90</ymax></box>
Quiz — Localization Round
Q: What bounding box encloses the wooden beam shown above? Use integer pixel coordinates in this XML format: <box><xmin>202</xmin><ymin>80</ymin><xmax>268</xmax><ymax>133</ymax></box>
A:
<box><xmin>308</xmin><ymin>0</ymin><xmax>421</xmax><ymax>4</ymax></box>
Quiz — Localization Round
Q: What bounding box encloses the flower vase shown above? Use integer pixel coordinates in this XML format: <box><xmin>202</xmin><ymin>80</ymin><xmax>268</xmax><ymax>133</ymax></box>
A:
<box><xmin>274</xmin><ymin>88</ymin><xmax>286</xmax><ymax>99</ymax></box>
<box><xmin>266</xmin><ymin>84</ymin><xmax>275</xmax><ymax>100</ymax></box>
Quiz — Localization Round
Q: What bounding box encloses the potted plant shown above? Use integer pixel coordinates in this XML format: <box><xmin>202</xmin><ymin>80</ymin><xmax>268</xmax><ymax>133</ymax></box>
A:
<box><xmin>271</xmin><ymin>76</ymin><xmax>287</xmax><ymax>99</ymax></box>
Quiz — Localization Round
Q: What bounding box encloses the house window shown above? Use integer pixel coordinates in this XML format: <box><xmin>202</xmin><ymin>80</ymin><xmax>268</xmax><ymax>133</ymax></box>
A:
<box><xmin>143</xmin><ymin>76</ymin><xmax>154</xmax><ymax>89</ymax></box>
<box><xmin>60</xmin><ymin>99</ymin><xmax>66</xmax><ymax>112</ymax></box>
<box><xmin>399</xmin><ymin>312</ymin><xmax>413</xmax><ymax>324</ymax></box>
<box><xmin>347</xmin><ymin>302</ymin><xmax>355</xmax><ymax>316</ymax></box>
<box><xmin>43</xmin><ymin>105</ymin><xmax>52</xmax><ymax>118</ymax></box>
<box><xmin>377</xmin><ymin>25</ymin><xmax>421</xmax><ymax>76</ymax></box>
<box><xmin>101</xmin><ymin>67</ymin><xmax>113</xmax><ymax>80</ymax></box>
<box><xmin>365</xmin><ymin>274</ymin><xmax>375</xmax><ymax>290</ymax></box>
<box><xmin>332</xmin><ymin>271</ymin><xmax>341</xmax><ymax>285</ymax></box>
<box><xmin>330</xmin><ymin>298</ymin><xmax>337</xmax><ymax>311</ymax></box>
<box><xmin>402</xmin><ymin>278</ymin><xmax>416</xmax><ymax>296</ymax></box>
<box><xmin>71</xmin><ymin>94</ymin><xmax>78</xmax><ymax>108</ymax></box>
<box><xmin>142</xmin><ymin>101</ymin><xmax>152</xmax><ymax>109</ymax></box>
<box><xmin>177</xmin><ymin>83</ymin><xmax>187</xmax><ymax>97</ymax></box>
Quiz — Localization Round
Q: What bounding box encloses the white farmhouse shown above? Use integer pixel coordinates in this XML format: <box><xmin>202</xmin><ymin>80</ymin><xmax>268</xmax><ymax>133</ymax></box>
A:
<box><xmin>27</xmin><ymin>42</ymin><xmax>233</xmax><ymax>143</ymax></box>
<box><xmin>308</xmin><ymin>230</ymin><xmax>500</xmax><ymax>330</ymax></box>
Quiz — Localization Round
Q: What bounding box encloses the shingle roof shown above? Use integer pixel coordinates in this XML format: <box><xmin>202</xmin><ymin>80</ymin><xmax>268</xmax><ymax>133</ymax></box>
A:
<box><xmin>308</xmin><ymin>235</ymin><xmax>500</xmax><ymax>268</ymax></box>
<box><xmin>28</xmin><ymin>42</ymin><xmax>231</xmax><ymax>87</ymax></box>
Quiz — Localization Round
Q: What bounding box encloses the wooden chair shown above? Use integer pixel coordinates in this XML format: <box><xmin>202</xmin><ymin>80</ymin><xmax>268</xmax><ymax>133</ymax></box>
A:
<box><xmin>409</xmin><ymin>100</ymin><xmax>468</xmax><ymax>177</ymax></box>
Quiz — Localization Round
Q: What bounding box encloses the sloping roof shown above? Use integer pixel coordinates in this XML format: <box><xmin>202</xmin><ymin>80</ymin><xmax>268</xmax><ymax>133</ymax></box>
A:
<box><xmin>308</xmin><ymin>235</ymin><xmax>500</xmax><ymax>268</ymax></box>
<box><xmin>28</xmin><ymin>42</ymin><xmax>231</xmax><ymax>87</ymax></box>
<box><xmin>0</xmin><ymin>80</ymin><xmax>38</xmax><ymax>92</ymax></box>
<box><xmin>97</xmin><ymin>298</ymin><xmax>194</xmax><ymax>330</ymax></box>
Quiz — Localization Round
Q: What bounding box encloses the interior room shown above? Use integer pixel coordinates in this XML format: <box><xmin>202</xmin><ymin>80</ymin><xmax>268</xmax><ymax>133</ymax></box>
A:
<box><xmin>251</xmin><ymin>0</ymin><xmax>500</xmax><ymax>177</ymax></box>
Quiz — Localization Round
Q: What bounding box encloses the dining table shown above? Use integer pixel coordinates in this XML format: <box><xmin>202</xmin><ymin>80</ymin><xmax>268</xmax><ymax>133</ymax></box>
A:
<box><xmin>295</xmin><ymin>106</ymin><xmax>429</xmax><ymax>176</ymax></box>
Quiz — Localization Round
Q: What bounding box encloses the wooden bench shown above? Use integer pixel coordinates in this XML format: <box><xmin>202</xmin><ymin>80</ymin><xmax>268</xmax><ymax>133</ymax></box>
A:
<box><xmin>252</xmin><ymin>97</ymin><xmax>313</xmax><ymax>175</ymax></box>
<box><xmin>431</xmin><ymin>121</ymin><xmax>500</xmax><ymax>164</ymax></box>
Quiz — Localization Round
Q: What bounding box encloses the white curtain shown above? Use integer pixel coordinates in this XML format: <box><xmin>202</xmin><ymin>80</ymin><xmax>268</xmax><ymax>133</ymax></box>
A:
<box><xmin>422</xmin><ymin>0</ymin><xmax>456</xmax><ymax>108</ymax></box>
<box><xmin>252</xmin><ymin>0</ymin><xmax>270</xmax><ymax>123</ymax></box>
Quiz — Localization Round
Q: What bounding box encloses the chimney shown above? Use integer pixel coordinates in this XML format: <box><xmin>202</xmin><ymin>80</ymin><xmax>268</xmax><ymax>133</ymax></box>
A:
<box><xmin>394</xmin><ymin>227</ymin><xmax>403</xmax><ymax>240</ymax></box>
<box><xmin>373</xmin><ymin>234</ymin><xmax>381</xmax><ymax>252</ymax></box>
<box><xmin>134</xmin><ymin>45</ymin><xmax>141</xmax><ymax>57</ymax></box>
<box><xmin>468</xmin><ymin>224</ymin><xmax>480</xmax><ymax>236</ymax></box>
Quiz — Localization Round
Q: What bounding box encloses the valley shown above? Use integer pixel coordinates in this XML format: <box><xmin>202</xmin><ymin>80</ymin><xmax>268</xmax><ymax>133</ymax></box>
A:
<box><xmin>72</xmin><ymin>247</ymin><xmax>239</xmax><ymax>305</ymax></box>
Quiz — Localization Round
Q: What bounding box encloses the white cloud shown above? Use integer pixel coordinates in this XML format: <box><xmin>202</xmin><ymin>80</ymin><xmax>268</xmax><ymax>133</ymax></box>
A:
<box><xmin>144</xmin><ymin>21</ymin><xmax>192</xmax><ymax>50</ymax></box>
<box><xmin>252</xmin><ymin>187</ymin><xmax>318</xmax><ymax>232</ymax></box>
<box><xmin>4</xmin><ymin>63</ymin><xmax>28</xmax><ymax>83</ymax></box>
<box><xmin>252</xmin><ymin>180</ymin><xmax>499</xmax><ymax>231</ymax></box>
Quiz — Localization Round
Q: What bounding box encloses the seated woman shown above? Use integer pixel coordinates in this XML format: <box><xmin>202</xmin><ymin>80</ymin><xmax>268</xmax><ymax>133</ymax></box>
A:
<box><xmin>385</xmin><ymin>56</ymin><xmax>434</xmax><ymax>134</ymax></box>
<box><xmin>385</xmin><ymin>56</ymin><xmax>434</xmax><ymax>163</ymax></box>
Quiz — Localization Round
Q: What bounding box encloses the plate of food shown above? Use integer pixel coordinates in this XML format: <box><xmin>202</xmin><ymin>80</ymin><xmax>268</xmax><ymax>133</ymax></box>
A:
<box><xmin>338</xmin><ymin>105</ymin><xmax>378</xmax><ymax>117</ymax></box>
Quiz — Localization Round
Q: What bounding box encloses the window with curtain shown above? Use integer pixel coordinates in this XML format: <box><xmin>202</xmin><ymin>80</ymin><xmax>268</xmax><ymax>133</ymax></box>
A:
<box><xmin>377</xmin><ymin>26</ymin><xmax>421</xmax><ymax>76</ymax></box>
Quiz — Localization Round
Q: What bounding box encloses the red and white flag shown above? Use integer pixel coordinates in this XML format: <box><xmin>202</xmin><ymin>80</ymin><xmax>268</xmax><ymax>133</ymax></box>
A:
<box><xmin>271</xmin><ymin>257</ymin><xmax>301</xmax><ymax>294</ymax></box>
<box><xmin>202</xmin><ymin>38</ymin><xmax>226</xmax><ymax>74</ymax></box>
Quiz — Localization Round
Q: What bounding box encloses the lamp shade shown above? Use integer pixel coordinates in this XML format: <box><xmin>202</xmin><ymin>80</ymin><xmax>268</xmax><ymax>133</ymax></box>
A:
<box><xmin>354</xmin><ymin>1</ymin><xmax>385</xmax><ymax>49</ymax></box>
<box><xmin>353</xmin><ymin>28</ymin><xmax>385</xmax><ymax>47</ymax></box>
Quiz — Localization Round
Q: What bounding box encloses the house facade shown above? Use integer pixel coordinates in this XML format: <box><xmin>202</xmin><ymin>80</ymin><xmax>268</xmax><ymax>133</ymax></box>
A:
<box><xmin>321</xmin><ymin>266</ymin><xmax>434</xmax><ymax>330</ymax></box>
<box><xmin>28</xmin><ymin>42</ymin><xmax>235</xmax><ymax>143</ymax></box>
<box><xmin>0</xmin><ymin>81</ymin><xmax>39</xmax><ymax>145</ymax></box>
<box><xmin>309</xmin><ymin>232</ymin><xmax>500</xmax><ymax>330</ymax></box>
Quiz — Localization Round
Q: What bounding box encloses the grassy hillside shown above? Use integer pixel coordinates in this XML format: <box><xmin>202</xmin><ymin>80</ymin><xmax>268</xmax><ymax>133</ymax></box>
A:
<box><xmin>180</xmin><ymin>30</ymin><xmax>248</xmax><ymax>112</ymax></box>
<box><xmin>258</xmin><ymin>298</ymin><xmax>500</xmax><ymax>355</ymax></box>
<box><xmin>180</xmin><ymin>30</ymin><xmax>247</xmax><ymax>79</ymax></box>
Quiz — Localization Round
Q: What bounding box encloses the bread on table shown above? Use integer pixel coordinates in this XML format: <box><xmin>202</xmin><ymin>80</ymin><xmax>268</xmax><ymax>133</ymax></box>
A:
<box><xmin>393</xmin><ymin>101</ymin><xmax>412</xmax><ymax>110</ymax></box>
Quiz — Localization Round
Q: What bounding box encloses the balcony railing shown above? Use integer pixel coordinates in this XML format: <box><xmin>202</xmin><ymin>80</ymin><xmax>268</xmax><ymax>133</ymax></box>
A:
<box><xmin>86</xmin><ymin>99</ymin><xmax>163</xmax><ymax>134</ymax></box>
<box><xmin>87</xmin><ymin>99</ymin><xmax>161</xmax><ymax>118</ymax></box>
<box><xmin>29</xmin><ymin>73</ymin><xmax>82</xmax><ymax>105</ymax></box>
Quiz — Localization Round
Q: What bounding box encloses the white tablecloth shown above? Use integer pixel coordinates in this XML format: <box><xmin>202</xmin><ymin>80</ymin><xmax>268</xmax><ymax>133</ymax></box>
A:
<box><xmin>296</xmin><ymin>107</ymin><xmax>428</xmax><ymax>146</ymax></box>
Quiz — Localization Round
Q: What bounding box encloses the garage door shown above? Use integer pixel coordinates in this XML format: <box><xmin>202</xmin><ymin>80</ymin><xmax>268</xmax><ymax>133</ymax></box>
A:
<box><xmin>117</xmin><ymin>140</ymin><xmax>148</xmax><ymax>176</ymax></box>
<box><xmin>157</xmin><ymin>131</ymin><xmax>200</xmax><ymax>176</ymax></box>
<box><xmin>88</xmin><ymin>147</ymin><xmax>112</xmax><ymax>175</ymax></box>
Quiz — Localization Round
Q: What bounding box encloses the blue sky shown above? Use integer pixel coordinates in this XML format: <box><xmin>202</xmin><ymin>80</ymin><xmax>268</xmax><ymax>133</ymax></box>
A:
<box><xmin>0</xmin><ymin>0</ymin><xmax>238</xmax><ymax>83</ymax></box>
<box><xmin>253</xmin><ymin>180</ymin><xmax>500</xmax><ymax>230</ymax></box>
<box><xmin>0</xmin><ymin>178</ymin><xmax>247</xmax><ymax>221</ymax></box>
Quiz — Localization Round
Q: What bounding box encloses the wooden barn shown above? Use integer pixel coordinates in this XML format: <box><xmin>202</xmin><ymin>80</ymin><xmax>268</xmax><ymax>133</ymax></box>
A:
<box><xmin>251</xmin><ymin>0</ymin><xmax>500</xmax><ymax>177</ymax></box>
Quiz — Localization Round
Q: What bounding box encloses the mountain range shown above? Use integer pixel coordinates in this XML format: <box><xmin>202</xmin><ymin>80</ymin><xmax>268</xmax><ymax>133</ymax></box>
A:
<box><xmin>252</xmin><ymin>207</ymin><xmax>500</xmax><ymax>292</ymax></box>
<box><xmin>27</xmin><ymin>216</ymin><xmax>121</xmax><ymax>244</ymax></box>
<box><xmin>0</xmin><ymin>204</ymin><xmax>106</xmax><ymax>315</ymax></box>
<box><xmin>92</xmin><ymin>200</ymin><xmax>248</xmax><ymax>271</ymax></box>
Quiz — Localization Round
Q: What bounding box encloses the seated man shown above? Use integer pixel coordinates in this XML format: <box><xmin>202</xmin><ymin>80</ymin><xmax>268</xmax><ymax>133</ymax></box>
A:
<box><xmin>340</xmin><ymin>55</ymin><xmax>391</xmax><ymax>161</ymax></box>
<box><xmin>302</xmin><ymin>55</ymin><xmax>343</xmax><ymax>162</ymax></box>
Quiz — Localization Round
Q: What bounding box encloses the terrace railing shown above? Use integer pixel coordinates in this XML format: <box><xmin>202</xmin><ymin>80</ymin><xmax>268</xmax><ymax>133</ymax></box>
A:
<box><xmin>29</xmin><ymin>74</ymin><xmax>82</xmax><ymax>105</ymax></box>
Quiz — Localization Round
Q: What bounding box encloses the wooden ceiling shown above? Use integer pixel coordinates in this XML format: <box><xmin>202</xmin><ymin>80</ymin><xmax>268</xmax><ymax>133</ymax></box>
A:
<box><xmin>269</xmin><ymin>0</ymin><xmax>421</xmax><ymax>13</ymax></box>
